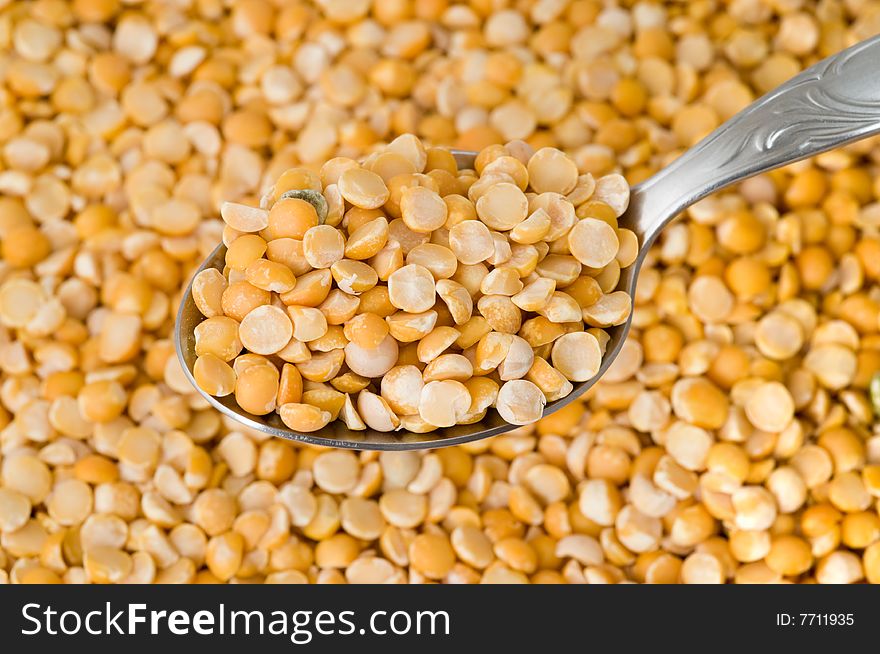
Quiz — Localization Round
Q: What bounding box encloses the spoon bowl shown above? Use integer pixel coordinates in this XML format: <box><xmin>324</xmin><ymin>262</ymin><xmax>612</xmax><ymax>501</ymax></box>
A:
<box><xmin>176</xmin><ymin>149</ymin><xmax>637</xmax><ymax>450</ymax></box>
<box><xmin>176</xmin><ymin>34</ymin><xmax>880</xmax><ymax>449</ymax></box>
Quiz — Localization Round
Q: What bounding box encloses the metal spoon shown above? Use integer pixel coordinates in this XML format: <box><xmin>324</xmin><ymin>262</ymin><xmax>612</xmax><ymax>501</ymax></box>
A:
<box><xmin>176</xmin><ymin>34</ymin><xmax>880</xmax><ymax>450</ymax></box>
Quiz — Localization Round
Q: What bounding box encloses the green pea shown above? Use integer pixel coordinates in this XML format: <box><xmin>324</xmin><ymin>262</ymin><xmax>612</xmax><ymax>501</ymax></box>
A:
<box><xmin>871</xmin><ymin>372</ymin><xmax>880</xmax><ymax>419</ymax></box>
<box><xmin>280</xmin><ymin>189</ymin><xmax>328</xmax><ymax>225</ymax></box>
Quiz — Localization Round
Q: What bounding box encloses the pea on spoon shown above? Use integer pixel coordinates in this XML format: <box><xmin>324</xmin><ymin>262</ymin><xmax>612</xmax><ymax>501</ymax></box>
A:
<box><xmin>176</xmin><ymin>34</ymin><xmax>880</xmax><ymax>450</ymax></box>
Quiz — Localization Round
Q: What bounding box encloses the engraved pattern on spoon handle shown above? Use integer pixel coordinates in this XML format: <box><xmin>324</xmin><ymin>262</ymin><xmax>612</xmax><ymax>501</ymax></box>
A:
<box><xmin>629</xmin><ymin>34</ymin><xmax>880</xmax><ymax>246</ymax></box>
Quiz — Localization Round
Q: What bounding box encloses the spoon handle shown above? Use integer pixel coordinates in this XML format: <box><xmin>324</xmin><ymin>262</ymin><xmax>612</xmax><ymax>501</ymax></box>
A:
<box><xmin>628</xmin><ymin>34</ymin><xmax>880</xmax><ymax>246</ymax></box>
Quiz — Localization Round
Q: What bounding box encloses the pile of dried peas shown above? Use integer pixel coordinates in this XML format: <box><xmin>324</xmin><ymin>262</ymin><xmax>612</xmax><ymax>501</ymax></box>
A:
<box><xmin>0</xmin><ymin>0</ymin><xmax>879</xmax><ymax>584</ymax></box>
<box><xmin>193</xmin><ymin>135</ymin><xmax>634</xmax><ymax>431</ymax></box>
